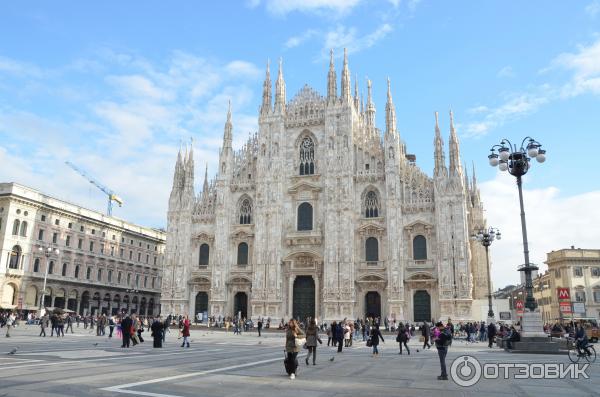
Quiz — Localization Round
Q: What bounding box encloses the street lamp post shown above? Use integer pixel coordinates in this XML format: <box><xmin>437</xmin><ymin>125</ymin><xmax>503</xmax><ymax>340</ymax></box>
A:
<box><xmin>488</xmin><ymin>137</ymin><xmax>546</xmax><ymax>312</ymax></box>
<box><xmin>472</xmin><ymin>226</ymin><xmax>501</xmax><ymax>319</ymax></box>
<box><xmin>38</xmin><ymin>245</ymin><xmax>60</xmax><ymax>313</ymax></box>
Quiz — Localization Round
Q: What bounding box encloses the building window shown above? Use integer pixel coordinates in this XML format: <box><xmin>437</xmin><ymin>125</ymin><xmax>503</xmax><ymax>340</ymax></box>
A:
<box><xmin>102</xmin><ymin>231</ymin><xmax>105</xmax><ymax>237</ymax></box>
<box><xmin>89</xmin><ymin>242</ymin><xmax>94</xmax><ymax>252</ymax></box>
<box><xmin>20</xmin><ymin>221</ymin><xmax>28</xmax><ymax>237</ymax></box>
<box><xmin>237</xmin><ymin>242</ymin><xmax>248</xmax><ymax>265</ymax></box>
<box><xmin>199</xmin><ymin>244</ymin><xmax>210</xmax><ymax>267</ymax></box>
<box><xmin>100</xmin><ymin>244</ymin><xmax>104</xmax><ymax>254</ymax></box>
<box><xmin>38</xmin><ymin>229</ymin><xmax>45</xmax><ymax>241</ymax></box>
<box><xmin>144</xmin><ymin>276</ymin><xmax>148</xmax><ymax>288</ymax></box>
<box><xmin>127</xmin><ymin>273</ymin><xmax>131</xmax><ymax>285</ymax></box>
<box><xmin>91</xmin><ymin>229</ymin><xmax>95</xmax><ymax>235</ymax></box>
<box><xmin>573</xmin><ymin>267</ymin><xmax>583</xmax><ymax>277</ymax></box>
<box><xmin>80</xmin><ymin>225</ymin><xmax>84</xmax><ymax>232</ymax></box>
<box><xmin>239</xmin><ymin>198</ymin><xmax>252</xmax><ymax>224</ymax></box>
<box><xmin>97</xmin><ymin>269</ymin><xmax>102</xmax><ymax>281</ymax></box>
<box><xmin>575</xmin><ymin>290</ymin><xmax>586</xmax><ymax>302</ymax></box>
<box><xmin>108</xmin><ymin>270</ymin><xmax>113</xmax><ymax>283</ymax></box>
<box><xmin>153</xmin><ymin>256</ymin><xmax>157</xmax><ymax>266</ymax></box>
<box><xmin>62</xmin><ymin>263</ymin><xmax>67</xmax><ymax>276</ymax></box>
<box><xmin>33</xmin><ymin>258</ymin><xmax>40</xmax><ymax>272</ymax></box>
<box><xmin>365</xmin><ymin>237</ymin><xmax>379</xmax><ymax>262</ymax></box>
<box><xmin>152</xmin><ymin>277</ymin><xmax>156</xmax><ymax>288</ymax></box>
<box><xmin>413</xmin><ymin>235</ymin><xmax>427</xmax><ymax>260</ymax></box>
<box><xmin>52</xmin><ymin>232</ymin><xmax>58</xmax><ymax>244</ymax></box>
<box><xmin>129</xmin><ymin>251</ymin><xmax>133</xmax><ymax>260</ymax></box>
<box><xmin>364</xmin><ymin>191</ymin><xmax>380</xmax><ymax>218</ymax></box>
<box><xmin>121</xmin><ymin>237</ymin><xmax>125</xmax><ymax>243</ymax></box>
<box><xmin>118</xmin><ymin>272</ymin><xmax>122</xmax><ymax>284</ymax></box>
<box><xmin>41</xmin><ymin>214</ymin><xmax>46</xmax><ymax>222</ymax></box>
<box><xmin>297</xmin><ymin>202</ymin><xmax>313</xmax><ymax>231</ymax></box>
<box><xmin>555</xmin><ymin>268</ymin><xmax>561</xmax><ymax>278</ymax></box>
<box><xmin>592</xmin><ymin>267</ymin><xmax>600</xmax><ymax>277</ymax></box>
<box><xmin>130</xmin><ymin>239</ymin><xmax>133</xmax><ymax>245</ymax></box>
<box><xmin>55</xmin><ymin>219</ymin><xmax>60</xmax><ymax>226</ymax></box>
<box><xmin>68</xmin><ymin>222</ymin><xmax>72</xmax><ymax>229</ymax></box>
<box><xmin>75</xmin><ymin>265</ymin><xmax>80</xmax><ymax>278</ymax></box>
<box><xmin>135</xmin><ymin>274</ymin><xmax>140</xmax><ymax>287</ymax></box>
<box><xmin>8</xmin><ymin>245</ymin><xmax>21</xmax><ymax>269</ymax></box>
<box><xmin>12</xmin><ymin>219</ymin><xmax>20</xmax><ymax>235</ymax></box>
<box><xmin>120</xmin><ymin>248</ymin><xmax>124</xmax><ymax>258</ymax></box>
<box><xmin>48</xmin><ymin>261</ymin><xmax>54</xmax><ymax>274</ymax></box>
<box><xmin>299</xmin><ymin>136</ymin><xmax>315</xmax><ymax>175</ymax></box>
<box><xmin>66</xmin><ymin>235</ymin><xmax>71</xmax><ymax>247</ymax></box>
<box><xmin>137</xmin><ymin>252</ymin><xmax>141</xmax><ymax>262</ymax></box>
<box><xmin>112</xmin><ymin>234</ymin><xmax>116</xmax><ymax>240</ymax></box>
<box><xmin>594</xmin><ymin>289</ymin><xmax>600</xmax><ymax>303</ymax></box>
<box><xmin>147</xmin><ymin>244</ymin><xmax>150</xmax><ymax>249</ymax></box>
<box><xmin>145</xmin><ymin>254</ymin><xmax>149</xmax><ymax>264</ymax></box>
<box><xmin>110</xmin><ymin>246</ymin><xmax>114</xmax><ymax>256</ymax></box>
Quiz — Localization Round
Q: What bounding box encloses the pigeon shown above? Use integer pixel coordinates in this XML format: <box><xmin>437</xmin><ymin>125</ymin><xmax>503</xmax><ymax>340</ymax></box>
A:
<box><xmin>329</xmin><ymin>356</ymin><xmax>335</xmax><ymax>362</ymax></box>
<box><xmin>93</xmin><ymin>343</ymin><xmax>99</xmax><ymax>347</ymax></box>
<box><xmin>416</xmin><ymin>349</ymin><xmax>420</xmax><ymax>353</ymax></box>
<box><xmin>8</xmin><ymin>347</ymin><xmax>18</xmax><ymax>355</ymax></box>
<box><xmin>258</xmin><ymin>341</ymin><xmax>262</xmax><ymax>345</ymax></box>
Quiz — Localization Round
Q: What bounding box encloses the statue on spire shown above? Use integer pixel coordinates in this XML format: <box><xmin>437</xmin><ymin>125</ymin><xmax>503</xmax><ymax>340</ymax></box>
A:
<box><xmin>327</xmin><ymin>49</ymin><xmax>337</xmax><ymax>103</ymax></box>
<box><xmin>275</xmin><ymin>57</ymin><xmax>286</xmax><ymax>112</ymax></box>
<box><xmin>341</xmin><ymin>48</ymin><xmax>351</xmax><ymax>103</ymax></box>
<box><xmin>260</xmin><ymin>59</ymin><xmax>272</xmax><ymax>114</ymax></box>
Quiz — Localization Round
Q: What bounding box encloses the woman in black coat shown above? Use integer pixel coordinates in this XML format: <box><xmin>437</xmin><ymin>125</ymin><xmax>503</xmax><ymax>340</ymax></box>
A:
<box><xmin>151</xmin><ymin>318</ymin><xmax>163</xmax><ymax>348</ymax></box>
<box><xmin>370</xmin><ymin>324</ymin><xmax>384</xmax><ymax>356</ymax></box>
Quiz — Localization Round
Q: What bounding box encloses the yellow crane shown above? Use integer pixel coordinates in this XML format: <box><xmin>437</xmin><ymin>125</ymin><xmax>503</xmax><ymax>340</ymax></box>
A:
<box><xmin>65</xmin><ymin>161</ymin><xmax>123</xmax><ymax>216</ymax></box>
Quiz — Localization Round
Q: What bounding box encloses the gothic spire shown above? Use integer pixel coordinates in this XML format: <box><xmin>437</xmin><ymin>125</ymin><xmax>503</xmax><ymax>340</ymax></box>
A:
<box><xmin>385</xmin><ymin>77</ymin><xmax>397</xmax><ymax>135</ymax></box>
<box><xmin>223</xmin><ymin>100</ymin><xmax>233</xmax><ymax>149</ymax></box>
<box><xmin>354</xmin><ymin>74</ymin><xmax>359</xmax><ymax>110</ymax></box>
<box><xmin>274</xmin><ymin>57</ymin><xmax>286</xmax><ymax>112</ymax></box>
<box><xmin>472</xmin><ymin>161</ymin><xmax>478</xmax><ymax>189</ymax></box>
<box><xmin>365</xmin><ymin>78</ymin><xmax>375</xmax><ymax>127</ymax></box>
<box><xmin>448</xmin><ymin>110</ymin><xmax>462</xmax><ymax>176</ymax></box>
<box><xmin>327</xmin><ymin>49</ymin><xmax>337</xmax><ymax>103</ymax></box>
<box><xmin>341</xmin><ymin>48</ymin><xmax>351</xmax><ymax>103</ymax></box>
<box><xmin>260</xmin><ymin>59</ymin><xmax>271</xmax><ymax>114</ymax></box>
<box><xmin>434</xmin><ymin>111</ymin><xmax>447</xmax><ymax>178</ymax></box>
<box><xmin>203</xmin><ymin>163</ymin><xmax>209</xmax><ymax>193</ymax></box>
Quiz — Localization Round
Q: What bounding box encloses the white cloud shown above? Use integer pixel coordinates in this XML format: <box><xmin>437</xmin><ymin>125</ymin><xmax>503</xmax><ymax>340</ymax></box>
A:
<box><xmin>260</xmin><ymin>0</ymin><xmax>362</xmax><ymax>16</ymax></box>
<box><xmin>322</xmin><ymin>23</ymin><xmax>393</xmax><ymax>59</ymax></box>
<box><xmin>481</xmin><ymin>173</ymin><xmax>600</xmax><ymax>289</ymax></box>
<box><xmin>497</xmin><ymin>65</ymin><xmax>514</xmax><ymax>78</ymax></box>
<box><xmin>224</xmin><ymin>60</ymin><xmax>262</xmax><ymax>79</ymax></box>
<box><xmin>285</xmin><ymin>29</ymin><xmax>319</xmax><ymax>48</ymax></box>
<box><xmin>585</xmin><ymin>0</ymin><xmax>600</xmax><ymax>17</ymax></box>
<box><xmin>551</xmin><ymin>38</ymin><xmax>600</xmax><ymax>97</ymax></box>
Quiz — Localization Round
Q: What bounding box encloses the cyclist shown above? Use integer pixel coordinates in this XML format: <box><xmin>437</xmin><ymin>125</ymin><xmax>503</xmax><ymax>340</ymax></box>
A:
<box><xmin>575</xmin><ymin>322</ymin><xmax>591</xmax><ymax>356</ymax></box>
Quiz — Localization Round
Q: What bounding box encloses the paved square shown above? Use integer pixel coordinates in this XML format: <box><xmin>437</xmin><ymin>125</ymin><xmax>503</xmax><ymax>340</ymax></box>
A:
<box><xmin>0</xmin><ymin>325</ymin><xmax>598</xmax><ymax>396</ymax></box>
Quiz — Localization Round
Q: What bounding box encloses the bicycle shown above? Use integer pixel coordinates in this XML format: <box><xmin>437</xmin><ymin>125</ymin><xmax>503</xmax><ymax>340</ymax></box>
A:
<box><xmin>567</xmin><ymin>337</ymin><xmax>596</xmax><ymax>364</ymax></box>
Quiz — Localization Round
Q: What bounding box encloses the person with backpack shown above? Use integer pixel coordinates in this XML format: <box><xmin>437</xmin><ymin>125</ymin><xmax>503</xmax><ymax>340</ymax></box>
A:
<box><xmin>369</xmin><ymin>323</ymin><xmax>384</xmax><ymax>357</ymax></box>
<box><xmin>487</xmin><ymin>322</ymin><xmax>497</xmax><ymax>348</ymax></box>
<box><xmin>396</xmin><ymin>322</ymin><xmax>410</xmax><ymax>355</ymax></box>
<box><xmin>434</xmin><ymin>321</ymin><xmax>452</xmax><ymax>380</ymax></box>
<box><xmin>285</xmin><ymin>319</ymin><xmax>305</xmax><ymax>379</ymax></box>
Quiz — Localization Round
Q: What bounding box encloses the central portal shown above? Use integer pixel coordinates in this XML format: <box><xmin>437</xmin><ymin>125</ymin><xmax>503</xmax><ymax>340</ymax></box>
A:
<box><xmin>234</xmin><ymin>292</ymin><xmax>248</xmax><ymax>318</ymax></box>
<box><xmin>365</xmin><ymin>291</ymin><xmax>381</xmax><ymax>319</ymax></box>
<box><xmin>293</xmin><ymin>276</ymin><xmax>315</xmax><ymax>322</ymax></box>
<box><xmin>413</xmin><ymin>290</ymin><xmax>431</xmax><ymax>322</ymax></box>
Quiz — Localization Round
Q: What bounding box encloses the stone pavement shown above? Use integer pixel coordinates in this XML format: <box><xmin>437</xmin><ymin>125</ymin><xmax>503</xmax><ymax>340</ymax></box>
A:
<box><xmin>0</xmin><ymin>324</ymin><xmax>598</xmax><ymax>396</ymax></box>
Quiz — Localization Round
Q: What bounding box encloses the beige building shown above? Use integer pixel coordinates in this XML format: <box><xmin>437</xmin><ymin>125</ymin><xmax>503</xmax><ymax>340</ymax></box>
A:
<box><xmin>0</xmin><ymin>182</ymin><xmax>165</xmax><ymax>316</ymax></box>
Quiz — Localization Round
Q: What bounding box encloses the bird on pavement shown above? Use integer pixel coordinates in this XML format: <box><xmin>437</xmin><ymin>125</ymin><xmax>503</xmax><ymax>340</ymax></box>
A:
<box><xmin>7</xmin><ymin>347</ymin><xmax>18</xmax><ymax>355</ymax></box>
<box><xmin>93</xmin><ymin>343</ymin><xmax>99</xmax><ymax>347</ymax></box>
<box><xmin>329</xmin><ymin>357</ymin><xmax>334</xmax><ymax>362</ymax></box>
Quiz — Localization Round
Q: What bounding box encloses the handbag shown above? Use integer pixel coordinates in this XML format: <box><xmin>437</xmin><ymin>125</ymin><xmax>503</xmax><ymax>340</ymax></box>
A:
<box><xmin>366</xmin><ymin>337</ymin><xmax>373</xmax><ymax>347</ymax></box>
<box><xmin>295</xmin><ymin>337</ymin><xmax>306</xmax><ymax>348</ymax></box>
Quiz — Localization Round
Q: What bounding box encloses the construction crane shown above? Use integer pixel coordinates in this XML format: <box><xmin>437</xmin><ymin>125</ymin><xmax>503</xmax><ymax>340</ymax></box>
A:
<box><xmin>65</xmin><ymin>161</ymin><xmax>123</xmax><ymax>216</ymax></box>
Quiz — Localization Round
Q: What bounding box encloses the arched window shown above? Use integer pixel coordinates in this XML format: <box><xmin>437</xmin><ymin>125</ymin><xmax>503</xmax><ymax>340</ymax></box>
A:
<box><xmin>297</xmin><ymin>202</ymin><xmax>313</xmax><ymax>231</ymax></box>
<box><xmin>62</xmin><ymin>263</ymin><xmax>67</xmax><ymax>276</ymax></box>
<box><xmin>86</xmin><ymin>267</ymin><xmax>92</xmax><ymax>280</ymax></box>
<box><xmin>237</xmin><ymin>242</ymin><xmax>248</xmax><ymax>266</ymax></box>
<box><xmin>118</xmin><ymin>271</ymin><xmax>122</xmax><ymax>284</ymax></box>
<box><xmin>97</xmin><ymin>269</ymin><xmax>102</xmax><ymax>281</ymax></box>
<box><xmin>365</xmin><ymin>191</ymin><xmax>380</xmax><ymax>218</ymax></box>
<box><xmin>74</xmin><ymin>265</ymin><xmax>80</xmax><ymax>278</ymax></box>
<box><xmin>20</xmin><ymin>221</ymin><xmax>28</xmax><ymax>237</ymax></box>
<box><xmin>365</xmin><ymin>237</ymin><xmax>379</xmax><ymax>262</ymax></box>
<box><xmin>48</xmin><ymin>261</ymin><xmax>54</xmax><ymax>274</ymax></box>
<box><xmin>33</xmin><ymin>258</ymin><xmax>40</xmax><ymax>272</ymax></box>
<box><xmin>9</xmin><ymin>245</ymin><xmax>22</xmax><ymax>269</ymax></box>
<box><xmin>239</xmin><ymin>199</ymin><xmax>252</xmax><ymax>224</ymax></box>
<box><xmin>299</xmin><ymin>136</ymin><xmax>315</xmax><ymax>175</ymax></box>
<box><xmin>199</xmin><ymin>243</ymin><xmax>210</xmax><ymax>267</ymax></box>
<box><xmin>413</xmin><ymin>235</ymin><xmax>427</xmax><ymax>260</ymax></box>
<box><xmin>108</xmin><ymin>270</ymin><xmax>113</xmax><ymax>283</ymax></box>
<box><xmin>12</xmin><ymin>219</ymin><xmax>20</xmax><ymax>235</ymax></box>
<box><xmin>127</xmin><ymin>273</ymin><xmax>131</xmax><ymax>285</ymax></box>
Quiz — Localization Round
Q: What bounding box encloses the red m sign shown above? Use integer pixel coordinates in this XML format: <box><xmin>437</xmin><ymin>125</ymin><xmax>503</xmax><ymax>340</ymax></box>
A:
<box><xmin>557</xmin><ymin>287</ymin><xmax>570</xmax><ymax>300</ymax></box>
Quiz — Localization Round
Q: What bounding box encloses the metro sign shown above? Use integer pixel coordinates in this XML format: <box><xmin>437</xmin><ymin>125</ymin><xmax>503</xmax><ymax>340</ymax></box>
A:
<box><xmin>559</xmin><ymin>301</ymin><xmax>572</xmax><ymax>314</ymax></box>
<box><xmin>515</xmin><ymin>300</ymin><xmax>524</xmax><ymax>315</ymax></box>
<box><xmin>557</xmin><ymin>287</ymin><xmax>571</xmax><ymax>300</ymax></box>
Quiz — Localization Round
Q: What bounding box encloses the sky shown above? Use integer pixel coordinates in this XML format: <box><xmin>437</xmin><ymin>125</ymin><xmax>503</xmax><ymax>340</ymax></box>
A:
<box><xmin>1</xmin><ymin>1</ymin><xmax>600</xmax><ymax>289</ymax></box>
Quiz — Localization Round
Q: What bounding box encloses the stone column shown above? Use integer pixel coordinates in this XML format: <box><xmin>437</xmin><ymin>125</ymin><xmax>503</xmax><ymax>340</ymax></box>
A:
<box><xmin>288</xmin><ymin>275</ymin><xmax>295</xmax><ymax>318</ymax></box>
<box><xmin>314</xmin><ymin>275</ymin><xmax>320</xmax><ymax>320</ymax></box>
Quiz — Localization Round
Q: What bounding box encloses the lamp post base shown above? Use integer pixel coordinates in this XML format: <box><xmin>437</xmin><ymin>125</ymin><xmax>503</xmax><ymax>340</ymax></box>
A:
<box><xmin>506</xmin><ymin>309</ymin><xmax>559</xmax><ymax>354</ymax></box>
<box><xmin>520</xmin><ymin>310</ymin><xmax>547</xmax><ymax>338</ymax></box>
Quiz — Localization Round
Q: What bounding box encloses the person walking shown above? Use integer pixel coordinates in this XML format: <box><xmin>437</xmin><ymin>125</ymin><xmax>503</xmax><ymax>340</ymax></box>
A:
<box><xmin>327</xmin><ymin>322</ymin><xmax>333</xmax><ymax>346</ymax></box>
<box><xmin>370</xmin><ymin>323</ymin><xmax>384</xmax><ymax>357</ymax></box>
<box><xmin>305</xmin><ymin>320</ymin><xmax>322</xmax><ymax>365</ymax></box>
<box><xmin>396</xmin><ymin>322</ymin><xmax>410</xmax><ymax>355</ymax></box>
<box><xmin>434</xmin><ymin>322</ymin><xmax>452</xmax><ymax>380</ymax></box>
<box><xmin>5</xmin><ymin>312</ymin><xmax>15</xmax><ymax>337</ymax></box>
<box><xmin>151</xmin><ymin>317</ymin><xmax>163</xmax><ymax>348</ymax></box>
<box><xmin>421</xmin><ymin>321</ymin><xmax>431</xmax><ymax>349</ymax></box>
<box><xmin>39</xmin><ymin>314</ymin><xmax>48</xmax><ymax>337</ymax></box>
<box><xmin>487</xmin><ymin>322</ymin><xmax>497</xmax><ymax>348</ymax></box>
<box><xmin>65</xmin><ymin>315</ymin><xmax>74</xmax><ymax>334</ymax></box>
<box><xmin>285</xmin><ymin>319</ymin><xmax>305</xmax><ymax>379</ymax></box>
<box><xmin>56</xmin><ymin>315</ymin><xmax>65</xmax><ymax>337</ymax></box>
<box><xmin>121</xmin><ymin>315</ymin><xmax>133</xmax><ymax>348</ymax></box>
<box><xmin>108</xmin><ymin>316</ymin><xmax>115</xmax><ymax>338</ymax></box>
<box><xmin>180</xmin><ymin>316</ymin><xmax>190</xmax><ymax>348</ymax></box>
<box><xmin>257</xmin><ymin>318</ymin><xmax>263</xmax><ymax>337</ymax></box>
<box><xmin>335</xmin><ymin>321</ymin><xmax>344</xmax><ymax>353</ymax></box>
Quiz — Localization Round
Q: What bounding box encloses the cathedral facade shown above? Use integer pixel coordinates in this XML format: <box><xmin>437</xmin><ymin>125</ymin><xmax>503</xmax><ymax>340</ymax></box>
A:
<box><xmin>161</xmin><ymin>50</ymin><xmax>490</xmax><ymax>323</ymax></box>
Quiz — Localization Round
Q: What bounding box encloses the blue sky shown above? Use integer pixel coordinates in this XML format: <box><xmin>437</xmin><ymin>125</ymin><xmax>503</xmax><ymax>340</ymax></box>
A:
<box><xmin>1</xmin><ymin>1</ymin><xmax>600</xmax><ymax>287</ymax></box>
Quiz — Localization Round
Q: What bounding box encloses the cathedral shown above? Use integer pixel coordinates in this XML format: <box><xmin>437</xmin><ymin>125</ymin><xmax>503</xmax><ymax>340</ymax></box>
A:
<box><xmin>161</xmin><ymin>50</ymin><xmax>490</xmax><ymax>323</ymax></box>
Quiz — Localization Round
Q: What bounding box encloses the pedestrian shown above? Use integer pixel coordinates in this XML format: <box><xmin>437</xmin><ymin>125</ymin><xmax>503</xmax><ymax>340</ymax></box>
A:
<box><xmin>344</xmin><ymin>322</ymin><xmax>351</xmax><ymax>347</ymax></box>
<box><xmin>335</xmin><ymin>321</ymin><xmax>344</xmax><ymax>353</ymax></box>
<box><xmin>181</xmin><ymin>316</ymin><xmax>190</xmax><ymax>348</ymax></box>
<box><xmin>50</xmin><ymin>313</ymin><xmax>57</xmax><ymax>337</ymax></box>
<box><xmin>396</xmin><ymin>322</ymin><xmax>410</xmax><ymax>355</ymax></box>
<box><xmin>257</xmin><ymin>318</ymin><xmax>263</xmax><ymax>337</ymax></box>
<box><xmin>65</xmin><ymin>315</ymin><xmax>74</xmax><ymax>334</ymax></box>
<box><xmin>434</xmin><ymin>322</ymin><xmax>452</xmax><ymax>380</ymax></box>
<box><xmin>327</xmin><ymin>322</ymin><xmax>333</xmax><ymax>346</ymax></box>
<box><xmin>108</xmin><ymin>316</ymin><xmax>115</xmax><ymax>338</ymax></box>
<box><xmin>151</xmin><ymin>317</ymin><xmax>163</xmax><ymax>348</ymax></box>
<box><xmin>5</xmin><ymin>312</ymin><xmax>15</xmax><ymax>337</ymax></box>
<box><xmin>285</xmin><ymin>319</ymin><xmax>305</xmax><ymax>379</ymax></box>
<box><xmin>83</xmin><ymin>316</ymin><xmax>88</xmax><ymax>329</ymax></box>
<box><xmin>56</xmin><ymin>314</ymin><xmax>65</xmax><ymax>337</ymax></box>
<box><xmin>39</xmin><ymin>314</ymin><xmax>48</xmax><ymax>337</ymax></box>
<box><xmin>487</xmin><ymin>322</ymin><xmax>497</xmax><ymax>348</ymax></box>
<box><xmin>162</xmin><ymin>316</ymin><xmax>169</xmax><ymax>343</ymax></box>
<box><xmin>305</xmin><ymin>320</ymin><xmax>322</xmax><ymax>365</ymax></box>
<box><xmin>121</xmin><ymin>315</ymin><xmax>133</xmax><ymax>348</ymax></box>
<box><xmin>421</xmin><ymin>321</ymin><xmax>431</xmax><ymax>349</ymax></box>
